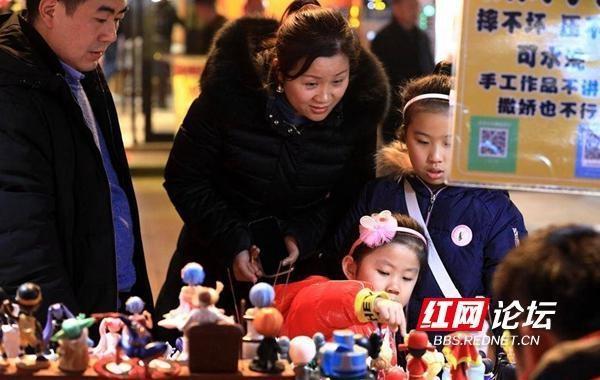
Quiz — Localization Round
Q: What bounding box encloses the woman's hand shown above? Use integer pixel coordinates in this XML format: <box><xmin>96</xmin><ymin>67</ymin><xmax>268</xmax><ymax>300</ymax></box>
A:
<box><xmin>282</xmin><ymin>235</ymin><xmax>300</xmax><ymax>267</ymax></box>
<box><xmin>233</xmin><ymin>247</ymin><xmax>262</xmax><ymax>282</ymax></box>
<box><xmin>374</xmin><ymin>298</ymin><xmax>407</xmax><ymax>336</ymax></box>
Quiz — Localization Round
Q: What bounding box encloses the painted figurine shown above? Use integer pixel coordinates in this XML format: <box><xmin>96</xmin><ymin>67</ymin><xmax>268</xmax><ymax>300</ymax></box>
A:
<box><xmin>289</xmin><ymin>336</ymin><xmax>316</xmax><ymax>380</ymax></box>
<box><xmin>125</xmin><ymin>296</ymin><xmax>153</xmax><ymax>330</ymax></box>
<box><xmin>177</xmin><ymin>287</ymin><xmax>234</xmax><ymax>361</ymax></box>
<box><xmin>319</xmin><ymin>330</ymin><xmax>369</xmax><ymax>379</ymax></box>
<box><xmin>0</xmin><ymin>288</ymin><xmax>19</xmax><ymax>359</ymax></box>
<box><xmin>161</xmin><ymin>262</ymin><xmax>205</xmax><ymax>323</ymax></box>
<box><xmin>0</xmin><ymin>287</ymin><xmax>11</xmax><ymax>370</ymax></box>
<box><xmin>15</xmin><ymin>282</ymin><xmax>49</xmax><ymax>370</ymax></box>
<box><xmin>422</xmin><ymin>349</ymin><xmax>445</xmax><ymax>380</ymax></box>
<box><xmin>93</xmin><ymin>312</ymin><xmax>173</xmax><ymax>378</ymax></box>
<box><xmin>398</xmin><ymin>330</ymin><xmax>435</xmax><ymax>379</ymax></box>
<box><xmin>160</xmin><ymin>279</ymin><xmax>233</xmax><ymax>361</ymax></box>
<box><xmin>52</xmin><ymin>316</ymin><xmax>95</xmax><ymax>373</ymax></box>
<box><xmin>242</xmin><ymin>282</ymin><xmax>274</xmax><ymax>360</ymax></box>
<box><xmin>278</xmin><ymin>335</ymin><xmax>290</xmax><ymax>362</ymax></box>
<box><xmin>250</xmin><ymin>307</ymin><xmax>284</xmax><ymax>373</ymax></box>
<box><xmin>242</xmin><ymin>307</ymin><xmax>263</xmax><ymax>359</ymax></box>
<box><xmin>442</xmin><ymin>332</ymin><xmax>482</xmax><ymax>380</ymax></box>
<box><xmin>42</xmin><ymin>303</ymin><xmax>75</xmax><ymax>353</ymax></box>
<box><xmin>92</xmin><ymin>317</ymin><xmax>124</xmax><ymax>359</ymax></box>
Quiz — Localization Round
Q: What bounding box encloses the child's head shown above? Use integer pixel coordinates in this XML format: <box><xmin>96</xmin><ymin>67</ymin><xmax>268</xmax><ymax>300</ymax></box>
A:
<box><xmin>494</xmin><ymin>224</ymin><xmax>600</xmax><ymax>341</ymax></box>
<box><xmin>493</xmin><ymin>224</ymin><xmax>600</xmax><ymax>379</ymax></box>
<box><xmin>342</xmin><ymin>211</ymin><xmax>427</xmax><ymax>306</ymax></box>
<box><xmin>397</xmin><ymin>62</ymin><xmax>453</xmax><ymax>188</ymax></box>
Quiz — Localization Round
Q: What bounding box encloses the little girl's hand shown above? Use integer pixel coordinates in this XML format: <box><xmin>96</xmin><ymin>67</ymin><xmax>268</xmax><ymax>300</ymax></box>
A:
<box><xmin>374</xmin><ymin>298</ymin><xmax>407</xmax><ymax>336</ymax></box>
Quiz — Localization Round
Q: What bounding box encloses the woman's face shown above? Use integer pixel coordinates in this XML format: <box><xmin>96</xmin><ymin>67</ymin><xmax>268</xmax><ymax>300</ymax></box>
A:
<box><xmin>282</xmin><ymin>53</ymin><xmax>350</xmax><ymax>122</ymax></box>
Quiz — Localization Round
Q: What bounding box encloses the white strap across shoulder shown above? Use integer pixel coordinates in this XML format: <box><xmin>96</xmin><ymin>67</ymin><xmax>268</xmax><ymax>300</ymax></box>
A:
<box><xmin>403</xmin><ymin>179</ymin><xmax>462</xmax><ymax>298</ymax></box>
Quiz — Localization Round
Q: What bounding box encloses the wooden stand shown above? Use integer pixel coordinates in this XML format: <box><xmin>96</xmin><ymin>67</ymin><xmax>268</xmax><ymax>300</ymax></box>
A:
<box><xmin>187</xmin><ymin>324</ymin><xmax>243</xmax><ymax>374</ymax></box>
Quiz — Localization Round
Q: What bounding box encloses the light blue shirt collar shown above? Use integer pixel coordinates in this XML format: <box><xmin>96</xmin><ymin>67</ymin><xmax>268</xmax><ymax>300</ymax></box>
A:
<box><xmin>59</xmin><ymin>60</ymin><xmax>85</xmax><ymax>83</ymax></box>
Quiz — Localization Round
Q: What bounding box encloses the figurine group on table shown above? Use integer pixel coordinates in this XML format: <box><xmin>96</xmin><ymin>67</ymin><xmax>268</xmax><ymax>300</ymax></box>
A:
<box><xmin>0</xmin><ymin>234</ymin><xmax>507</xmax><ymax>380</ymax></box>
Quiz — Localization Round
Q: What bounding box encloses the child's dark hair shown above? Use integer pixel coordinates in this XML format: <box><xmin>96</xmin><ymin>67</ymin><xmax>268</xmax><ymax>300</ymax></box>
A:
<box><xmin>493</xmin><ymin>224</ymin><xmax>600</xmax><ymax>341</ymax></box>
<box><xmin>396</xmin><ymin>61</ymin><xmax>453</xmax><ymax>143</ymax></box>
<box><xmin>353</xmin><ymin>214</ymin><xmax>427</xmax><ymax>270</ymax></box>
<box><xmin>272</xmin><ymin>0</ymin><xmax>359</xmax><ymax>80</ymax></box>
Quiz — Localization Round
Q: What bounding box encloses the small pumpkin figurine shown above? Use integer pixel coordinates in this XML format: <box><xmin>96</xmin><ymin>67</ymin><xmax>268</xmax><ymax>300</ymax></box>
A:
<box><xmin>250</xmin><ymin>307</ymin><xmax>284</xmax><ymax>373</ymax></box>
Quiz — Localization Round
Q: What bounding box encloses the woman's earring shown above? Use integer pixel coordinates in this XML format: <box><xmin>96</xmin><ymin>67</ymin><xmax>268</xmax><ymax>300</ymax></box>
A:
<box><xmin>276</xmin><ymin>83</ymin><xmax>284</xmax><ymax>93</ymax></box>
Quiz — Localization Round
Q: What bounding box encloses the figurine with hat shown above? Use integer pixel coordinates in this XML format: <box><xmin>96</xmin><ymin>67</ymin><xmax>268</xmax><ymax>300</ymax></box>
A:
<box><xmin>442</xmin><ymin>332</ymin><xmax>481</xmax><ymax>380</ymax></box>
<box><xmin>15</xmin><ymin>282</ymin><xmax>50</xmax><ymax>370</ymax></box>
<box><xmin>398</xmin><ymin>330</ymin><xmax>435</xmax><ymax>379</ymax></box>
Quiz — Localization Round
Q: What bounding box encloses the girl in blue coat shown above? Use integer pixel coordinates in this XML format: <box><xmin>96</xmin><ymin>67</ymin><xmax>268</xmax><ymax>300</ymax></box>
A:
<box><xmin>333</xmin><ymin>64</ymin><xmax>527</xmax><ymax>334</ymax></box>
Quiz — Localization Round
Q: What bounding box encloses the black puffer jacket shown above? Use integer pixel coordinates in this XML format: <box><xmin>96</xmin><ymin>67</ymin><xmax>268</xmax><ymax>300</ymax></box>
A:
<box><xmin>0</xmin><ymin>13</ymin><xmax>152</xmax><ymax>318</ymax></box>
<box><xmin>156</xmin><ymin>17</ymin><xmax>389</xmax><ymax>317</ymax></box>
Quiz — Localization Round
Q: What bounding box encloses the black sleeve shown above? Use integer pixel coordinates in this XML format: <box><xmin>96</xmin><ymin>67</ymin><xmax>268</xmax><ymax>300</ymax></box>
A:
<box><xmin>0</xmin><ymin>96</ymin><xmax>78</xmax><ymax>310</ymax></box>
<box><xmin>284</xmin><ymin>131</ymin><xmax>377</xmax><ymax>258</ymax></box>
<box><xmin>163</xmin><ymin>95</ymin><xmax>251</xmax><ymax>262</ymax></box>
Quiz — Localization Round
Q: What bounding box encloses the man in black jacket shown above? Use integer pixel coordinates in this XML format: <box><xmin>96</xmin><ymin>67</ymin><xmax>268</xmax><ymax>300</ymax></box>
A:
<box><xmin>0</xmin><ymin>0</ymin><xmax>152</xmax><ymax>320</ymax></box>
<box><xmin>371</xmin><ymin>0</ymin><xmax>434</xmax><ymax>144</ymax></box>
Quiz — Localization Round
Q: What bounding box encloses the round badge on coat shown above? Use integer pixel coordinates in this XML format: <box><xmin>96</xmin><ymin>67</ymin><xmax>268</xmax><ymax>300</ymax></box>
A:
<box><xmin>451</xmin><ymin>225</ymin><xmax>473</xmax><ymax>247</ymax></box>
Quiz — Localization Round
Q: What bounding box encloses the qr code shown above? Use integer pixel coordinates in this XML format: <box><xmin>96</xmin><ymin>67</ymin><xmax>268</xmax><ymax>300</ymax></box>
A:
<box><xmin>582</xmin><ymin>127</ymin><xmax>600</xmax><ymax>168</ymax></box>
<box><xmin>479</xmin><ymin>128</ymin><xmax>509</xmax><ymax>158</ymax></box>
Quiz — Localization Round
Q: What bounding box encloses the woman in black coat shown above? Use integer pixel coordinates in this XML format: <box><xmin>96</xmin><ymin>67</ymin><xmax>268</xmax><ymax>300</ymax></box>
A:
<box><xmin>154</xmin><ymin>0</ymin><xmax>389</xmax><ymax>332</ymax></box>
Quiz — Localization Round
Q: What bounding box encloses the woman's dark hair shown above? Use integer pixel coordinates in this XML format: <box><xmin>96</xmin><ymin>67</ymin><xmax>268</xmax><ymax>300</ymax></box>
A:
<box><xmin>494</xmin><ymin>224</ymin><xmax>600</xmax><ymax>341</ymax></box>
<box><xmin>273</xmin><ymin>0</ymin><xmax>360</xmax><ymax>80</ymax></box>
<box><xmin>396</xmin><ymin>60</ymin><xmax>453</xmax><ymax>142</ymax></box>
<box><xmin>352</xmin><ymin>214</ymin><xmax>427</xmax><ymax>270</ymax></box>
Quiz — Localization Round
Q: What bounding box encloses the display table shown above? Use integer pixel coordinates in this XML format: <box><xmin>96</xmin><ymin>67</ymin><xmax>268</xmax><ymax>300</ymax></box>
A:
<box><xmin>0</xmin><ymin>359</ymin><xmax>295</xmax><ymax>379</ymax></box>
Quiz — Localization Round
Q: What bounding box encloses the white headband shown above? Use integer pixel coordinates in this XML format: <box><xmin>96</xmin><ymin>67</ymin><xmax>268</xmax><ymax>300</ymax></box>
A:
<box><xmin>402</xmin><ymin>93</ymin><xmax>450</xmax><ymax>114</ymax></box>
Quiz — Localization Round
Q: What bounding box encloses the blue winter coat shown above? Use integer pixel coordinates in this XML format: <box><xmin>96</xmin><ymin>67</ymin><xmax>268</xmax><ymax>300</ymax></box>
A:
<box><xmin>333</xmin><ymin>143</ymin><xmax>527</xmax><ymax>330</ymax></box>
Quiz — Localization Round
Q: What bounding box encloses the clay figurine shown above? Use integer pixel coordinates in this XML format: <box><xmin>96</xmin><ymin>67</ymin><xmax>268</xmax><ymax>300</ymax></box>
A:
<box><xmin>93</xmin><ymin>312</ymin><xmax>176</xmax><ymax>378</ymax></box>
<box><xmin>289</xmin><ymin>336</ymin><xmax>316</xmax><ymax>380</ymax></box>
<box><xmin>0</xmin><ymin>288</ymin><xmax>19</xmax><ymax>359</ymax></box>
<box><xmin>15</xmin><ymin>282</ymin><xmax>50</xmax><ymax>370</ymax></box>
<box><xmin>42</xmin><ymin>303</ymin><xmax>75</xmax><ymax>353</ymax></box>
<box><xmin>125</xmin><ymin>296</ymin><xmax>153</xmax><ymax>330</ymax></box>
<box><xmin>52</xmin><ymin>316</ymin><xmax>95</xmax><ymax>374</ymax></box>
<box><xmin>397</xmin><ymin>330</ymin><xmax>435</xmax><ymax>379</ymax></box>
<box><xmin>91</xmin><ymin>317</ymin><xmax>124</xmax><ymax>359</ymax></box>
<box><xmin>249</xmin><ymin>307</ymin><xmax>284</xmax><ymax>373</ymax></box>
<box><xmin>442</xmin><ymin>332</ymin><xmax>481</xmax><ymax>380</ymax></box>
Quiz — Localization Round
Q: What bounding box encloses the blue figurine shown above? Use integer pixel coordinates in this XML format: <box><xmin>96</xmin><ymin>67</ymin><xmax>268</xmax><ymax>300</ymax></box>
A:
<box><xmin>320</xmin><ymin>330</ymin><xmax>368</xmax><ymax>379</ymax></box>
<box><xmin>43</xmin><ymin>303</ymin><xmax>75</xmax><ymax>352</ymax></box>
<box><xmin>93</xmin><ymin>312</ymin><xmax>170</xmax><ymax>378</ymax></box>
<box><xmin>249</xmin><ymin>282</ymin><xmax>275</xmax><ymax>308</ymax></box>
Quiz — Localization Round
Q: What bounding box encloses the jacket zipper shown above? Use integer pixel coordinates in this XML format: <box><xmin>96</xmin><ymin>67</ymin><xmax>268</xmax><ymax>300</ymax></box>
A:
<box><xmin>415</xmin><ymin>176</ymin><xmax>446</xmax><ymax>226</ymax></box>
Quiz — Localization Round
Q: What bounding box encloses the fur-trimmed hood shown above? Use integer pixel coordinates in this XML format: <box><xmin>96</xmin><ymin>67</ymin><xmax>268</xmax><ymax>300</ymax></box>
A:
<box><xmin>199</xmin><ymin>16</ymin><xmax>390</xmax><ymax>132</ymax></box>
<box><xmin>376</xmin><ymin>140</ymin><xmax>413</xmax><ymax>178</ymax></box>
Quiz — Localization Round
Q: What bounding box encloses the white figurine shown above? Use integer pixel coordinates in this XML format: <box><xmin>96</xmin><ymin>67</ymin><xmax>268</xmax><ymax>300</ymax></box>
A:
<box><xmin>92</xmin><ymin>317</ymin><xmax>124</xmax><ymax>359</ymax></box>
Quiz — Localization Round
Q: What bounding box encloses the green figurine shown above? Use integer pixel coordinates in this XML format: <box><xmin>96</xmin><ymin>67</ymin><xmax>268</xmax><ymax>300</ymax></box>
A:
<box><xmin>52</xmin><ymin>316</ymin><xmax>95</xmax><ymax>374</ymax></box>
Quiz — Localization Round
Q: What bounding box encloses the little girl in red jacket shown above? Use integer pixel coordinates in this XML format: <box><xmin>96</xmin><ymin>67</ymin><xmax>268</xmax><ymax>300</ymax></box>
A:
<box><xmin>274</xmin><ymin>211</ymin><xmax>427</xmax><ymax>366</ymax></box>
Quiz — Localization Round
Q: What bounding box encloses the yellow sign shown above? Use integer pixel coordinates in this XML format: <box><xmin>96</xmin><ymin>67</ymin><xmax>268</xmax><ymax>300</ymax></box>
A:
<box><xmin>171</xmin><ymin>55</ymin><xmax>207</xmax><ymax>127</ymax></box>
<box><xmin>449</xmin><ymin>0</ymin><xmax>600</xmax><ymax>194</ymax></box>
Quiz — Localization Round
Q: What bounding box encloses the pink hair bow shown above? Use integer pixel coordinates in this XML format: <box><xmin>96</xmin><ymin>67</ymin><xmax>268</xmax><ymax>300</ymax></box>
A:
<box><xmin>358</xmin><ymin>210</ymin><xmax>398</xmax><ymax>248</ymax></box>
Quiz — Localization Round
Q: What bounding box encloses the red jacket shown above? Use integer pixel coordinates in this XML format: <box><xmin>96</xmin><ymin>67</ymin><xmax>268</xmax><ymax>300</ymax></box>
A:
<box><xmin>274</xmin><ymin>276</ymin><xmax>397</xmax><ymax>365</ymax></box>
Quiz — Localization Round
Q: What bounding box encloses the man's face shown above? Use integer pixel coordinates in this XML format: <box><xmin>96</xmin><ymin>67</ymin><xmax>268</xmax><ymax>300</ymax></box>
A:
<box><xmin>47</xmin><ymin>0</ymin><xmax>127</xmax><ymax>72</ymax></box>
